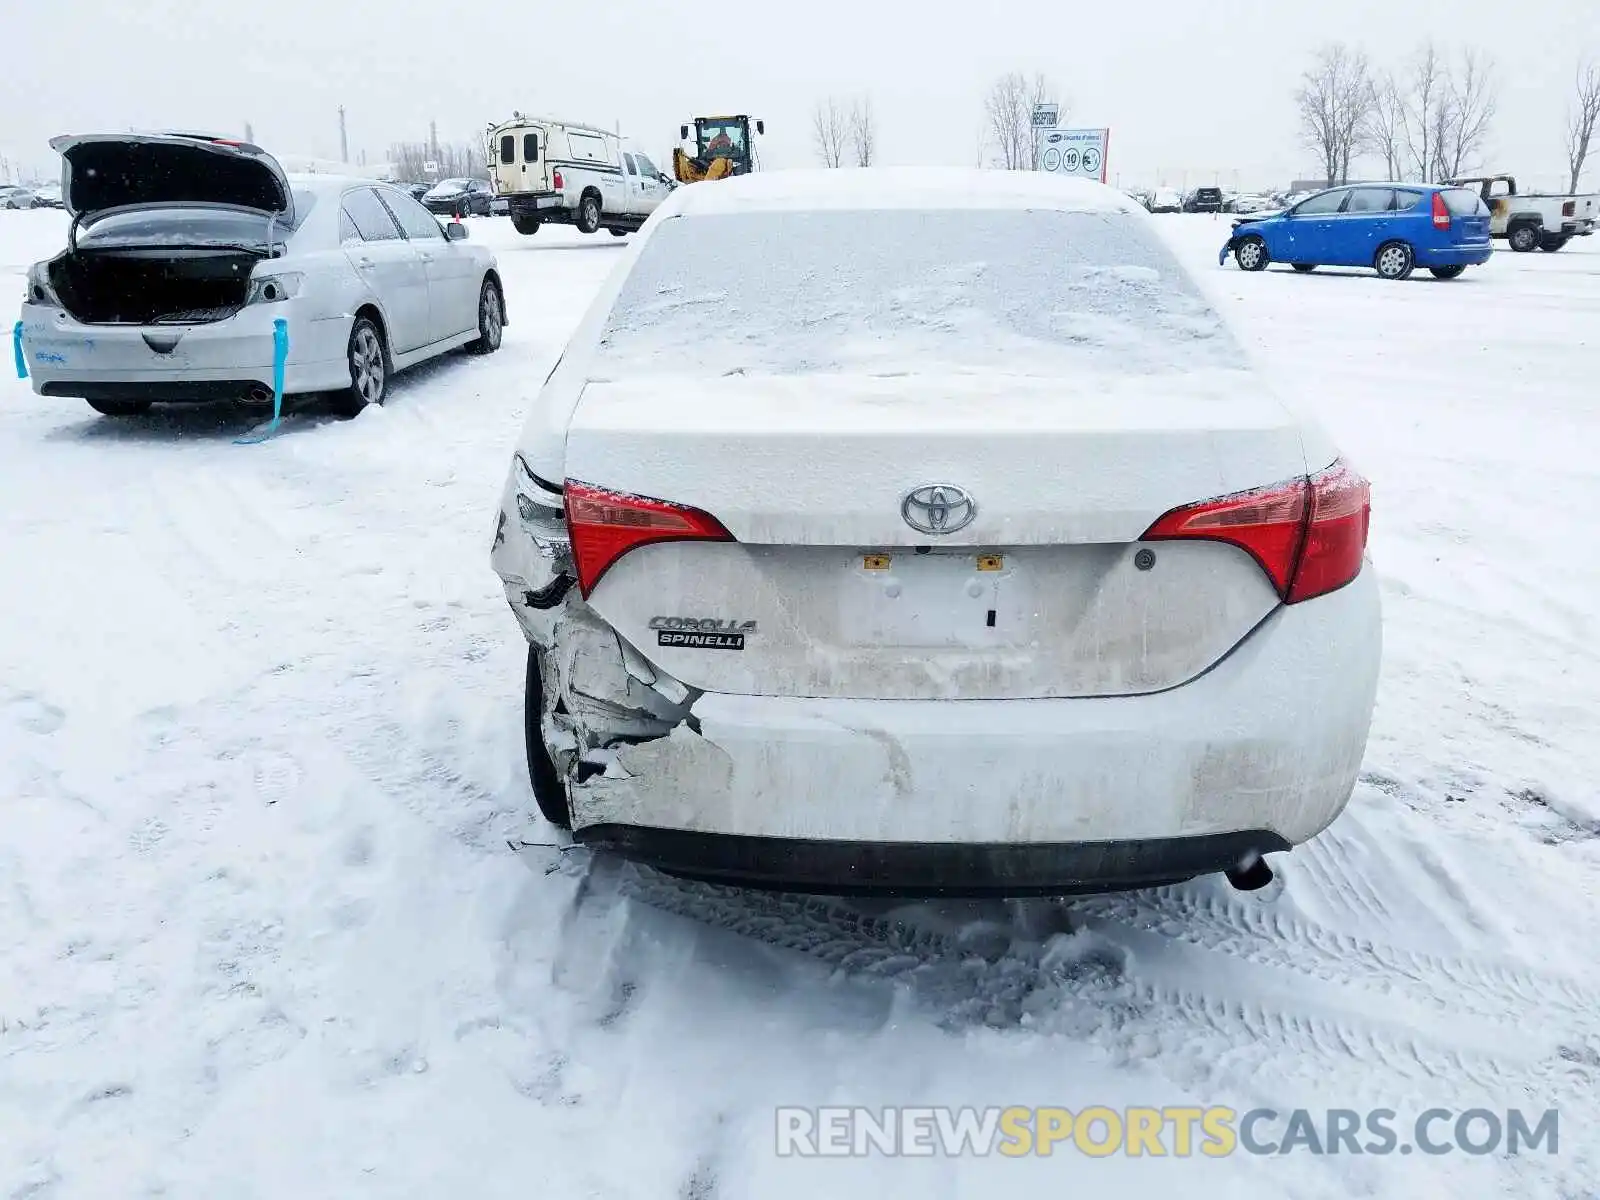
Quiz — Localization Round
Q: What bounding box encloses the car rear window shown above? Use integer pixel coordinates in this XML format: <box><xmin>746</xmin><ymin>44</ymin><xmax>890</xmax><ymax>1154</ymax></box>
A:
<box><xmin>595</xmin><ymin>209</ymin><xmax>1241</xmax><ymax>379</ymax></box>
<box><xmin>1440</xmin><ymin>188</ymin><xmax>1488</xmax><ymax>216</ymax></box>
<box><xmin>79</xmin><ymin>199</ymin><xmax>311</xmax><ymax>248</ymax></box>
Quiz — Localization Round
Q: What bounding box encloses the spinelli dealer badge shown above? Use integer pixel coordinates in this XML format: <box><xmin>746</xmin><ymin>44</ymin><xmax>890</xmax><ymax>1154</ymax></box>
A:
<box><xmin>650</xmin><ymin>616</ymin><xmax>758</xmax><ymax>651</ymax></box>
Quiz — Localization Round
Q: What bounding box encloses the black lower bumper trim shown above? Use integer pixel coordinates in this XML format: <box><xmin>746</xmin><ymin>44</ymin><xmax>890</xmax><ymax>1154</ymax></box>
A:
<box><xmin>41</xmin><ymin>379</ymin><xmax>270</xmax><ymax>403</ymax></box>
<box><xmin>573</xmin><ymin>824</ymin><xmax>1292</xmax><ymax>898</ymax></box>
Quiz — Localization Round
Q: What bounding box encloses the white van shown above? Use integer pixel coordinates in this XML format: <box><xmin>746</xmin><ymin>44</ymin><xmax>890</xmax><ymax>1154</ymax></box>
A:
<box><xmin>487</xmin><ymin>116</ymin><xmax>672</xmax><ymax>237</ymax></box>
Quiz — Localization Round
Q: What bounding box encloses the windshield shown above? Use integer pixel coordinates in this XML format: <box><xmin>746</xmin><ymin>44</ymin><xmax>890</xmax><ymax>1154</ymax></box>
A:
<box><xmin>697</xmin><ymin>120</ymin><xmax>747</xmax><ymax>155</ymax></box>
<box><xmin>432</xmin><ymin>178</ymin><xmax>472</xmax><ymax>191</ymax></box>
<box><xmin>595</xmin><ymin>209</ymin><xmax>1241</xmax><ymax>380</ymax></box>
<box><xmin>79</xmin><ymin>197</ymin><xmax>312</xmax><ymax>248</ymax></box>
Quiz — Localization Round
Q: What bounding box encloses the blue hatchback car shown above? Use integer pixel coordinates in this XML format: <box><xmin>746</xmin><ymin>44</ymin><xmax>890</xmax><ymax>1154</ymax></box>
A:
<box><xmin>1219</xmin><ymin>183</ymin><xmax>1493</xmax><ymax>280</ymax></box>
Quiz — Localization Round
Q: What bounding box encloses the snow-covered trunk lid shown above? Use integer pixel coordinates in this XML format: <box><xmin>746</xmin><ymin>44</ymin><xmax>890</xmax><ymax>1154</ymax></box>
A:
<box><xmin>565</xmin><ymin>372</ymin><xmax>1311</xmax><ymax>700</ymax></box>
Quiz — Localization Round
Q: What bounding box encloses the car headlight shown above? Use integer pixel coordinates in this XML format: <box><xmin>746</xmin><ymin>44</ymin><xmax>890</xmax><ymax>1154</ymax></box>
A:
<box><xmin>246</xmin><ymin>272</ymin><xmax>304</xmax><ymax>305</ymax></box>
<box><xmin>24</xmin><ymin>263</ymin><xmax>59</xmax><ymax>306</ymax></box>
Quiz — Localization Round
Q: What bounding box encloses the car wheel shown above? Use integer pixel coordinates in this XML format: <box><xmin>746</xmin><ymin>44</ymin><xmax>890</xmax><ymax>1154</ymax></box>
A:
<box><xmin>576</xmin><ymin>193</ymin><xmax>602</xmax><ymax>235</ymax></box>
<box><xmin>607</xmin><ymin>228</ymin><xmax>628</xmax><ymax>237</ymax></box>
<box><xmin>1374</xmin><ymin>241</ymin><xmax>1415</xmax><ymax>280</ymax></box>
<box><xmin>511</xmin><ymin>213</ymin><xmax>540</xmax><ymax>236</ymax></box>
<box><xmin>467</xmin><ymin>278</ymin><xmax>503</xmax><ymax>355</ymax></box>
<box><xmin>86</xmin><ymin>398</ymin><xmax>153</xmax><ymax>417</ymax></box>
<box><xmin>333</xmin><ymin>316</ymin><xmax>387</xmax><ymax>418</ymax></box>
<box><xmin>525</xmin><ymin>646</ymin><xmax>571</xmax><ymax>829</ymax></box>
<box><xmin>1292</xmin><ymin>263</ymin><xmax>1317</xmax><ymax>273</ymax></box>
<box><xmin>1429</xmin><ymin>265</ymin><xmax>1467</xmax><ymax>279</ymax></box>
<box><xmin>1507</xmin><ymin>223</ymin><xmax>1540</xmax><ymax>252</ymax></box>
<box><xmin>1538</xmin><ymin>234</ymin><xmax>1569</xmax><ymax>252</ymax></box>
<box><xmin>1233</xmin><ymin>236</ymin><xmax>1269</xmax><ymax>272</ymax></box>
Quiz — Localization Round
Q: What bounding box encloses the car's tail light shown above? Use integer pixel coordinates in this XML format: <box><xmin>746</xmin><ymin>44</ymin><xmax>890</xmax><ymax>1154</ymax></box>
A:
<box><xmin>1562</xmin><ymin>200</ymin><xmax>1576</xmax><ymax>218</ymax></box>
<box><xmin>1431</xmin><ymin>191</ymin><xmax>1451</xmax><ymax>230</ymax></box>
<box><xmin>1142</xmin><ymin>460</ymin><xmax>1370</xmax><ymax>604</ymax></box>
<box><xmin>564</xmin><ymin>480</ymin><xmax>732</xmax><ymax>598</ymax></box>
<box><xmin>552</xmin><ymin>169</ymin><xmax>565</xmax><ymax>190</ymax></box>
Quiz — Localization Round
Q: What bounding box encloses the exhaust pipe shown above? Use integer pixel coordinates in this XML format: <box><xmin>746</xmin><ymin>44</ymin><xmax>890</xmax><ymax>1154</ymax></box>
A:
<box><xmin>1225</xmin><ymin>852</ymin><xmax>1274</xmax><ymax>892</ymax></box>
<box><xmin>246</xmin><ymin>384</ymin><xmax>273</xmax><ymax>403</ymax></box>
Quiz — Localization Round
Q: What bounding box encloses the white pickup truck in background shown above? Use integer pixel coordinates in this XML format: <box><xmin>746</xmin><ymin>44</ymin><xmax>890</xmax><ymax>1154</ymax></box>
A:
<box><xmin>1447</xmin><ymin>174</ymin><xmax>1599</xmax><ymax>252</ymax></box>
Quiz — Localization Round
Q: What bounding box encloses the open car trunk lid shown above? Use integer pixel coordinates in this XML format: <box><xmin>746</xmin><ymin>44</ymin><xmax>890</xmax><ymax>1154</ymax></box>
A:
<box><xmin>51</xmin><ymin>133</ymin><xmax>294</xmax><ymax>224</ymax></box>
<box><xmin>565</xmin><ymin>370</ymin><xmax>1315</xmax><ymax>701</ymax></box>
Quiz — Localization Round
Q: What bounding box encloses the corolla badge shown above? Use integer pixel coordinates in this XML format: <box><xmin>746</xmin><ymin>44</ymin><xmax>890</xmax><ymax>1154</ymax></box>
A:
<box><xmin>901</xmin><ymin>485</ymin><xmax>976</xmax><ymax>535</ymax></box>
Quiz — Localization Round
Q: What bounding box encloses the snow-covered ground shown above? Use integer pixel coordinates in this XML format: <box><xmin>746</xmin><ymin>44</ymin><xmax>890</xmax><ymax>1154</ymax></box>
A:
<box><xmin>2</xmin><ymin>205</ymin><xmax>1596</xmax><ymax>1199</ymax></box>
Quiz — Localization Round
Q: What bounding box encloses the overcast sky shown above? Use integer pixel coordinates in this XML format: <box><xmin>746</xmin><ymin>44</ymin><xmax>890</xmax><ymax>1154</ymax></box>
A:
<box><xmin>3</xmin><ymin>0</ymin><xmax>1596</xmax><ymax>190</ymax></box>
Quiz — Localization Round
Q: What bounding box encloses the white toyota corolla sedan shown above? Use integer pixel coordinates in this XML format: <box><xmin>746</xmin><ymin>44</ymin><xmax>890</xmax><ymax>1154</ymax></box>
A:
<box><xmin>19</xmin><ymin>133</ymin><xmax>505</xmax><ymax>418</ymax></box>
<box><xmin>490</xmin><ymin>167</ymin><xmax>1381</xmax><ymax>897</ymax></box>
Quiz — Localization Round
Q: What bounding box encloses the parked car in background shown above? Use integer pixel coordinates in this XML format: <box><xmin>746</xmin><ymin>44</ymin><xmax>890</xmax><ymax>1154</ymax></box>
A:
<box><xmin>422</xmin><ymin>177</ymin><xmax>493</xmax><ymax>217</ymax></box>
<box><xmin>1445</xmin><ymin>173</ymin><xmax>1599</xmax><ymax>252</ymax></box>
<box><xmin>490</xmin><ymin>167</ymin><xmax>1380</xmax><ymax>896</ymax></box>
<box><xmin>1</xmin><ymin>185</ymin><xmax>40</xmax><ymax>209</ymax></box>
<box><xmin>31</xmin><ymin>182</ymin><xmax>64</xmax><ymax>209</ymax></box>
<box><xmin>1148</xmin><ymin>186</ymin><xmax>1182</xmax><ymax>213</ymax></box>
<box><xmin>1229</xmin><ymin>193</ymin><xmax>1275</xmax><ymax>215</ymax></box>
<box><xmin>487</xmin><ymin>115</ymin><xmax>670</xmax><ymax>238</ymax></box>
<box><xmin>406</xmin><ymin>182</ymin><xmax>430</xmax><ymax>201</ymax></box>
<box><xmin>1184</xmin><ymin>186</ymin><xmax>1225</xmax><ymax>213</ymax></box>
<box><xmin>1220</xmin><ymin>183</ymin><xmax>1492</xmax><ymax>280</ymax></box>
<box><xmin>18</xmin><ymin>133</ymin><xmax>505</xmax><ymax>419</ymax></box>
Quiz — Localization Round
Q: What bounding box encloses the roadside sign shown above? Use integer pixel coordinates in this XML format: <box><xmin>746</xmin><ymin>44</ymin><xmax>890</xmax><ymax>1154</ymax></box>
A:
<box><xmin>1031</xmin><ymin>104</ymin><xmax>1059</xmax><ymax>129</ymax></box>
<box><xmin>1035</xmin><ymin>127</ymin><xmax>1109</xmax><ymax>182</ymax></box>
<box><xmin>423</xmin><ymin>160</ymin><xmax>440</xmax><ymax>177</ymax></box>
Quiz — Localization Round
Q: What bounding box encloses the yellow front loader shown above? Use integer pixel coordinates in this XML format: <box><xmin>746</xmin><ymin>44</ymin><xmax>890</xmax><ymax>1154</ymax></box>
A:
<box><xmin>673</xmin><ymin>115</ymin><xmax>763</xmax><ymax>184</ymax></box>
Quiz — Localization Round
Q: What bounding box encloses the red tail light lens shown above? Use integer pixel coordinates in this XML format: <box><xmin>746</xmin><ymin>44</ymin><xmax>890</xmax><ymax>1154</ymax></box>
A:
<box><xmin>1288</xmin><ymin>461</ymin><xmax>1371</xmax><ymax>603</ymax></box>
<box><xmin>552</xmin><ymin>169</ymin><xmax>564</xmax><ymax>190</ymax></box>
<box><xmin>564</xmin><ymin>480</ymin><xmax>732</xmax><ymax>598</ymax></box>
<box><xmin>1142</xmin><ymin>460</ymin><xmax>1370</xmax><ymax>604</ymax></box>
<box><xmin>1431</xmin><ymin>191</ymin><xmax>1451</xmax><ymax>230</ymax></box>
<box><xmin>1562</xmin><ymin>200</ymin><xmax>1576</xmax><ymax>218</ymax></box>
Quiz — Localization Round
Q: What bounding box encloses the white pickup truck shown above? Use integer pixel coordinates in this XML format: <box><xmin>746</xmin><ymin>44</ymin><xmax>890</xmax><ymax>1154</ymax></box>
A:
<box><xmin>1446</xmin><ymin>174</ymin><xmax>1598</xmax><ymax>252</ymax></box>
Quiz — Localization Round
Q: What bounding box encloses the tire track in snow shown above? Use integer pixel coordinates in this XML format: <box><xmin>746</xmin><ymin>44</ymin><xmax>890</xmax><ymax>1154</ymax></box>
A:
<box><xmin>601</xmin><ymin>861</ymin><xmax>1598</xmax><ymax>1121</ymax></box>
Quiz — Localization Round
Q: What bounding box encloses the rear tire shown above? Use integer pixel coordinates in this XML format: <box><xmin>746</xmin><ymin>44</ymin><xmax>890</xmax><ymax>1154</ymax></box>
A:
<box><xmin>1233</xmin><ymin>235</ymin><xmax>1269</xmax><ymax>271</ymax></box>
<box><xmin>1429</xmin><ymin>265</ymin><xmax>1467</xmax><ymax>279</ymax></box>
<box><xmin>511</xmin><ymin>212</ymin><xmax>540</xmax><ymax>236</ymax></box>
<box><xmin>1291</xmin><ymin>263</ymin><xmax>1316</xmax><ymax>273</ymax></box>
<box><xmin>1374</xmin><ymin>241</ymin><xmax>1415</xmax><ymax>280</ymax></box>
<box><xmin>525</xmin><ymin>647</ymin><xmax>571</xmax><ymax>829</ymax></box>
<box><xmin>576</xmin><ymin>193</ymin><xmax>602</xmax><ymax>235</ymax></box>
<box><xmin>331</xmin><ymin>315</ymin><xmax>387</xmax><ymax>418</ymax></box>
<box><xmin>607</xmin><ymin>228</ymin><xmax>628</xmax><ymax>237</ymax></box>
<box><xmin>1538</xmin><ymin>234</ymin><xmax>1569</xmax><ymax>252</ymax></box>
<box><xmin>1507</xmin><ymin>223</ymin><xmax>1540</xmax><ymax>252</ymax></box>
<box><xmin>86</xmin><ymin>398</ymin><xmax>153</xmax><ymax>417</ymax></box>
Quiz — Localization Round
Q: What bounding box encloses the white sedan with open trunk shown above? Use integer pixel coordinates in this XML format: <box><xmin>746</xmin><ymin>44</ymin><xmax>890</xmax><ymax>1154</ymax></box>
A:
<box><xmin>18</xmin><ymin>133</ymin><xmax>505</xmax><ymax>417</ymax></box>
<box><xmin>490</xmin><ymin>167</ymin><xmax>1382</xmax><ymax>897</ymax></box>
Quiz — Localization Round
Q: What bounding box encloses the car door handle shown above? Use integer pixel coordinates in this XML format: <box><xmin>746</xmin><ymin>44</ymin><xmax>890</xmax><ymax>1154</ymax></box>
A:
<box><xmin>355</xmin><ymin>256</ymin><xmax>375</xmax><ymax>268</ymax></box>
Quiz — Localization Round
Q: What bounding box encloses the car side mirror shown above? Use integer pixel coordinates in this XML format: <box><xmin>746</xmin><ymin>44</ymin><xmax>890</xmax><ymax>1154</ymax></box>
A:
<box><xmin>756</xmin><ymin>120</ymin><xmax>765</xmax><ymax>135</ymax></box>
<box><xmin>680</xmin><ymin>125</ymin><xmax>690</xmax><ymax>141</ymax></box>
<box><xmin>446</xmin><ymin>221</ymin><xmax>468</xmax><ymax>241</ymax></box>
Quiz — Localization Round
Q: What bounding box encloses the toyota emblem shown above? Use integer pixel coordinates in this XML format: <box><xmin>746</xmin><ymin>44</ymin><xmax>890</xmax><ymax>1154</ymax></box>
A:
<box><xmin>901</xmin><ymin>484</ymin><xmax>976</xmax><ymax>535</ymax></box>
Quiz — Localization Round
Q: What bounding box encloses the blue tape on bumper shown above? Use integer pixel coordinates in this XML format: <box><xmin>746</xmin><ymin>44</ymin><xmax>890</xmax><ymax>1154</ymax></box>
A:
<box><xmin>13</xmin><ymin>320</ymin><xmax>26</xmax><ymax>379</ymax></box>
<box><xmin>235</xmin><ymin>318</ymin><xmax>289</xmax><ymax>444</ymax></box>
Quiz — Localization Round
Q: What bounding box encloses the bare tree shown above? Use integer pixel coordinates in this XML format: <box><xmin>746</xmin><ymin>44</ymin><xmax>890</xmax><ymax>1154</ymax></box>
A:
<box><xmin>849</xmin><ymin>96</ymin><xmax>877</xmax><ymax>167</ymax></box>
<box><xmin>388</xmin><ymin>140</ymin><xmax>485</xmax><ymax>184</ymax></box>
<box><xmin>1442</xmin><ymin>48</ymin><xmax>1497</xmax><ymax>179</ymax></box>
<box><xmin>1296</xmin><ymin>43</ymin><xmax>1375</xmax><ymax>185</ymax></box>
<box><xmin>812</xmin><ymin>97</ymin><xmax>848</xmax><ymax>168</ymax></box>
<box><xmin>984</xmin><ymin>71</ymin><xmax>1060</xmax><ymax>170</ymax></box>
<box><xmin>1398</xmin><ymin>42</ymin><xmax>1452</xmax><ymax>181</ymax></box>
<box><xmin>1365</xmin><ymin>73</ymin><xmax>1409</xmax><ymax>179</ymax></box>
<box><xmin>1567</xmin><ymin>58</ymin><xmax>1600</xmax><ymax>192</ymax></box>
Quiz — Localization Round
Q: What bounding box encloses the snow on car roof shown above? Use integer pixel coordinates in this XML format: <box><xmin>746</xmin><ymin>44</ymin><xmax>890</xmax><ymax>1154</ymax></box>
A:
<box><xmin>671</xmin><ymin>167</ymin><xmax>1143</xmax><ymax>217</ymax></box>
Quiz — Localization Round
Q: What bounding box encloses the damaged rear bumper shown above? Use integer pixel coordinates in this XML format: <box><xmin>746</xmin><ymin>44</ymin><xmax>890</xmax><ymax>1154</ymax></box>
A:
<box><xmin>566</xmin><ymin>569</ymin><xmax>1381</xmax><ymax>892</ymax></box>
<box><xmin>575</xmin><ymin>825</ymin><xmax>1290</xmax><ymax>896</ymax></box>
